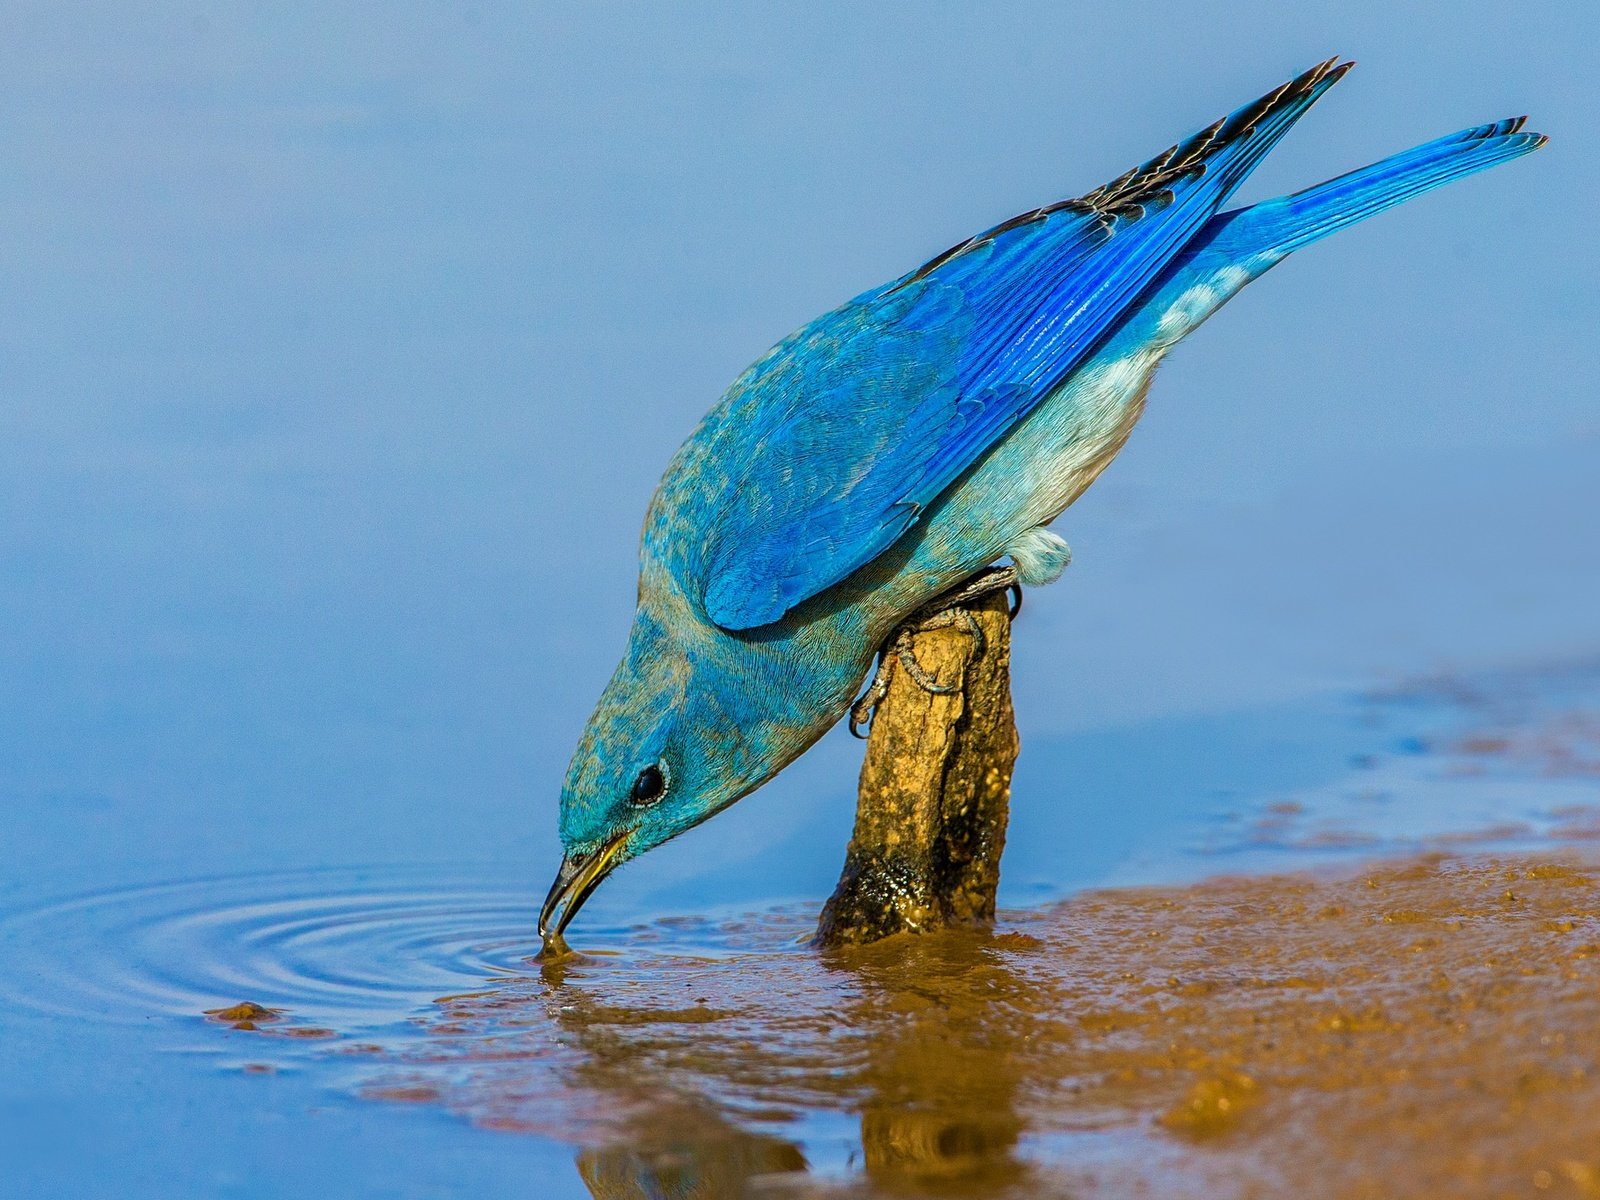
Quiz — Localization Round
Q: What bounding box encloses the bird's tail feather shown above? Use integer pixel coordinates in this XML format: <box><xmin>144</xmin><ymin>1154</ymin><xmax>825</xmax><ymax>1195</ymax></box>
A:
<box><xmin>1218</xmin><ymin>118</ymin><xmax>1546</xmax><ymax>260</ymax></box>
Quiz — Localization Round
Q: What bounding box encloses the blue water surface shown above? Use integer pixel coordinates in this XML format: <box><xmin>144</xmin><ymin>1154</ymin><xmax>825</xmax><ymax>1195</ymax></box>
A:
<box><xmin>1</xmin><ymin>5</ymin><xmax>1596</xmax><ymax>1198</ymax></box>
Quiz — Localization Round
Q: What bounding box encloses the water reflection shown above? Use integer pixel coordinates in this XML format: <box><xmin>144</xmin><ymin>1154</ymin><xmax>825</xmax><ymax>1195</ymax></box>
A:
<box><xmin>818</xmin><ymin>936</ymin><xmax>1032</xmax><ymax>1193</ymax></box>
<box><xmin>424</xmin><ymin>922</ymin><xmax>1067</xmax><ymax>1197</ymax></box>
<box><xmin>574</xmin><ymin>1108</ymin><xmax>806</xmax><ymax>1200</ymax></box>
<box><xmin>528</xmin><ymin>941</ymin><xmax>815</xmax><ymax>1196</ymax></box>
<box><xmin>365</xmin><ymin>839</ymin><xmax>1600</xmax><ymax>1199</ymax></box>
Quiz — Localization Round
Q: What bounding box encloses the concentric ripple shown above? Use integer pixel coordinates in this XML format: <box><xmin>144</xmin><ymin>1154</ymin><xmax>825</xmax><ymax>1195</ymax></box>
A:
<box><xmin>0</xmin><ymin>865</ymin><xmax>578</xmax><ymax>1031</ymax></box>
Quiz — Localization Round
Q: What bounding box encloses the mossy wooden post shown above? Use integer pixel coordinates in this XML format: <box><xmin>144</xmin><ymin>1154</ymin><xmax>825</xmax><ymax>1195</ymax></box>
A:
<box><xmin>816</xmin><ymin>589</ymin><xmax>1018</xmax><ymax>946</ymax></box>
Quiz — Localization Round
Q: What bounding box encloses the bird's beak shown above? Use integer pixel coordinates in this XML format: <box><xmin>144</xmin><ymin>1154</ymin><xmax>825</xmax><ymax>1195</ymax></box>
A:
<box><xmin>538</xmin><ymin>832</ymin><xmax>630</xmax><ymax>942</ymax></box>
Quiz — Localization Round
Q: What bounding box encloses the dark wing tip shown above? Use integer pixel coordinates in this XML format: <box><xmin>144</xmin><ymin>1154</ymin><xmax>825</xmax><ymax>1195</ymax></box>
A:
<box><xmin>1085</xmin><ymin>57</ymin><xmax>1353</xmax><ymax>217</ymax></box>
<box><xmin>899</xmin><ymin>58</ymin><xmax>1356</xmax><ymax>291</ymax></box>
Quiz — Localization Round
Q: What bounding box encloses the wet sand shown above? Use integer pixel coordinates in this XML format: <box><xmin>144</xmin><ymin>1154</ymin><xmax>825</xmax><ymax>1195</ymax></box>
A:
<box><xmin>355</xmin><ymin>849</ymin><xmax>1600</xmax><ymax>1199</ymax></box>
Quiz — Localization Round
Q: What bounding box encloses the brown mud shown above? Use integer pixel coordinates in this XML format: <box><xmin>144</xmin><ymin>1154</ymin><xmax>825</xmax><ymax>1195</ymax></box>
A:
<box><xmin>352</xmin><ymin>850</ymin><xmax>1600</xmax><ymax>1199</ymax></box>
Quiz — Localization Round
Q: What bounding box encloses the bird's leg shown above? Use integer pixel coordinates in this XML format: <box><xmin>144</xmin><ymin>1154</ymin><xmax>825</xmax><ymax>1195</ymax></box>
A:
<box><xmin>919</xmin><ymin>563</ymin><xmax>1024</xmax><ymax>621</ymax></box>
<box><xmin>893</xmin><ymin>607</ymin><xmax>984</xmax><ymax>688</ymax></box>
<box><xmin>848</xmin><ymin>564</ymin><xmax>1022</xmax><ymax>738</ymax></box>
<box><xmin>849</xmin><ymin>644</ymin><xmax>898</xmax><ymax>738</ymax></box>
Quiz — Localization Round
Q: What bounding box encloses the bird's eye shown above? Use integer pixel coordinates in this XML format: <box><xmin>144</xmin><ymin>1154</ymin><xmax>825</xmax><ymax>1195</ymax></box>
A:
<box><xmin>629</xmin><ymin>763</ymin><xmax>668</xmax><ymax>806</ymax></box>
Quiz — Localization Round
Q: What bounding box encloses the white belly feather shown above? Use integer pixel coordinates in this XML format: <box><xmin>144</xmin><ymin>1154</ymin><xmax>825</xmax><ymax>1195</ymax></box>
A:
<box><xmin>1020</xmin><ymin>347</ymin><xmax>1163</xmax><ymax>527</ymax></box>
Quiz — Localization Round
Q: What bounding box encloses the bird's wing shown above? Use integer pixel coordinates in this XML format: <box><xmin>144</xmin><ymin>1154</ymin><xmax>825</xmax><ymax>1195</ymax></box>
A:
<box><xmin>696</xmin><ymin>60</ymin><xmax>1350</xmax><ymax>630</ymax></box>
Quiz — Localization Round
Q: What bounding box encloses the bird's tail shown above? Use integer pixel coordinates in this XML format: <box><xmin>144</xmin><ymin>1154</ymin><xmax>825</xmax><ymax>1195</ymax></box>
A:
<box><xmin>1215</xmin><ymin>117</ymin><xmax>1546</xmax><ymax>261</ymax></box>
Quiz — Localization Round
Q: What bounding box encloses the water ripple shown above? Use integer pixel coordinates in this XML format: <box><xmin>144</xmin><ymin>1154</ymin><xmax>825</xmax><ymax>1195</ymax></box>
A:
<box><xmin>0</xmin><ymin>865</ymin><xmax>569</xmax><ymax>1031</ymax></box>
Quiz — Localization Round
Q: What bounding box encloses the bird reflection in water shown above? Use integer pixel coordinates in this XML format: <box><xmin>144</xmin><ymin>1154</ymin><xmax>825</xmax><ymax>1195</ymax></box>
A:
<box><xmin>573</xmin><ymin>1110</ymin><xmax>806</xmax><ymax>1200</ymax></box>
<box><xmin>396</xmin><ymin>919</ymin><xmax>1046</xmax><ymax>1199</ymax></box>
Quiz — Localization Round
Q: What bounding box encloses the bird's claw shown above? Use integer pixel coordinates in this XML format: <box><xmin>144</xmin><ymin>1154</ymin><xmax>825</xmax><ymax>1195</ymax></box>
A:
<box><xmin>848</xmin><ymin>661</ymin><xmax>892</xmax><ymax>738</ymax></box>
<box><xmin>848</xmin><ymin>565</ymin><xmax>1022</xmax><ymax>738</ymax></box>
<box><xmin>927</xmin><ymin>564</ymin><xmax>1022</xmax><ymax>618</ymax></box>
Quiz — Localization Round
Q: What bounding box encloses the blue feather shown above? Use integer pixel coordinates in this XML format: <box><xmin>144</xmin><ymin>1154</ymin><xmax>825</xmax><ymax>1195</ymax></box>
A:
<box><xmin>698</xmin><ymin>59</ymin><xmax>1353</xmax><ymax>630</ymax></box>
<box><xmin>1207</xmin><ymin>117</ymin><xmax>1545</xmax><ymax>262</ymax></box>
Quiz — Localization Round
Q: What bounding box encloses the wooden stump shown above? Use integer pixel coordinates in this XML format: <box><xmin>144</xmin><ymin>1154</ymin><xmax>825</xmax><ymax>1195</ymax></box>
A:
<box><xmin>816</xmin><ymin>589</ymin><xmax>1019</xmax><ymax>947</ymax></box>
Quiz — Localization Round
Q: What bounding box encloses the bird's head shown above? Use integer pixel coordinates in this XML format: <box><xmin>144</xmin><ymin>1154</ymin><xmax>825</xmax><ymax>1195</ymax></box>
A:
<box><xmin>540</xmin><ymin>610</ymin><xmax>805</xmax><ymax>942</ymax></box>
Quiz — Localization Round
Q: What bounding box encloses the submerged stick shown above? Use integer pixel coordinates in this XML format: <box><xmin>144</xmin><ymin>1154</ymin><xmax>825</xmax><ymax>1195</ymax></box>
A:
<box><xmin>816</xmin><ymin>589</ymin><xmax>1018</xmax><ymax>947</ymax></box>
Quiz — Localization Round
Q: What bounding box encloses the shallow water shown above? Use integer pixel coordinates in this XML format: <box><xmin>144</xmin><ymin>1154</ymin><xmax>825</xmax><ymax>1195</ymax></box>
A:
<box><xmin>358</xmin><ymin>851</ymin><xmax>1600</xmax><ymax>1199</ymax></box>
<box><xmin>5</xmin><ymin>664</ymin><xmax>1600</xmax><ymax>1197</ymax></box>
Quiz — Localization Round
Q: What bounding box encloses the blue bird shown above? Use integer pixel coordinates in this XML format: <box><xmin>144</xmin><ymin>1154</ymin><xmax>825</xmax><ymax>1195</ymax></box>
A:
<box><xmin>540</xmin><ymin>59</ymin><xmax>1544</xmax><ymax>939</ymax></box>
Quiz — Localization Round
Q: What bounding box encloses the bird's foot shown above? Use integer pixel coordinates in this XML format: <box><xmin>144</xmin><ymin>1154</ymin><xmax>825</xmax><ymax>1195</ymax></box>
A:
<box><xmin>848</xmin><ymin>565</ymin><xmax>1022</xmax><ymax>738</ymax></box>
<box><xmin>921</xmin><ymin>563</ymin><xmax>1024</xmax><ymax>620</ymax></box>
